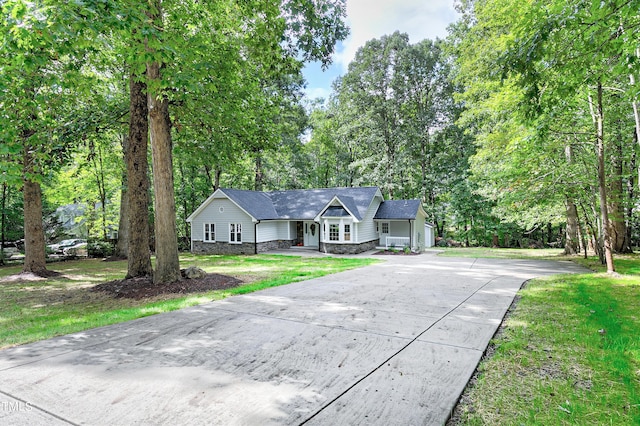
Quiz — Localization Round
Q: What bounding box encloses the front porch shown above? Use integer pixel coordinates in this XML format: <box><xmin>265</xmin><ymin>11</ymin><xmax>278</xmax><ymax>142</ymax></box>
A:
<box><xmin>375</xmin><ymin>220</ymin><xmax>424</xmax><ymax>252</ymax></box>
<box><xmin>380</xmin><ymin>235</ymin><xmax>411</xmax><ymax>249</ymax></box>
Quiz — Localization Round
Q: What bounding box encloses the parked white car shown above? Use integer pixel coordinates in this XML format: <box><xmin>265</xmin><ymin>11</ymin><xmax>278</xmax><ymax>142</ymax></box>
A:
<box><xmin>48</xmin><ymin>239</ymin><xmax>86</xmax><ymax>254</ymax></box>
<box><xmin>63</xmin><ymin>242</ymin><xmax>88</xmax><ymax>257</ymax></box>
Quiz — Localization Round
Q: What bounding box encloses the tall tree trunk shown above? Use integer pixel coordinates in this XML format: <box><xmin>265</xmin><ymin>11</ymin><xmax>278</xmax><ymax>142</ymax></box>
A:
<box><xmin>0</xmin><ymin>182</ymin><xmax>6</xmax><ymax>266</ymax></box>
<box><xmin>630</xmin><ymin>49</ymin><xmax>640</xmax><ymax>186</ymax></box>
<box><xmin>591</xmin><ymin>84</ymin><xmax>615</xmax><ymax>273</ymax></box>
<box><xmin>115</xmin><ymin>133</ymin><xmax>130</xmax><ymax>259</ymax></box>
<box><xmin>147</xmin><ymin>8</ymin><xmax>181</xmax><ymax>285</ymax></box>
<box><xmin>254</xmin><ymin>152</ymin><xmax>264</xmax><ymax>191</ymax></box>
<box><xmin>23</xmin><ymin>145</ymin><xmax>48</xmax><ymax>275</ymax></box>
<box><xmin>23</xmin><ymin>179</ymin><xmax>47</xmax><ymax>275</ymax></box>
<box><xmin>126</xmin><ymin>75</ymin><xmax>153</xmax><ymax>278</ymax></box>
<box><xmin>91</xmin><ymin>143</ymin><xmax>109</xmax><ymax>241</ymax></box>
<box><xmin>214</xmin><ymin>167</ymin><xmax>221</xmax><ymax>191</ymax></box>
<box><xmin>564</xmin><ymin>198</ymin><xmax>579</xmax><ymax>255</ymax></box>
<box><xmin>563</xmin><ymin>144</ymin><xmax>579</xmax><ymax>254</ymax></box>
<box><xmin>627</xmin><ymin>151</ymin><xmax>636</xmax><ymax>251</ymax></box>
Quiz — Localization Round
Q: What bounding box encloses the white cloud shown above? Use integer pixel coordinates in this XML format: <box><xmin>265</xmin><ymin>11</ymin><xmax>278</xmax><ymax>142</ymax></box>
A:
<box><xmin>303</xmin><ymin>86</ymin><xmax>331</xmax><ymax>100</ymax></box>
<box><xmin>335</xmin><ymin>0</ymin><xmax>459</xmax><ymax>71</ymax></box>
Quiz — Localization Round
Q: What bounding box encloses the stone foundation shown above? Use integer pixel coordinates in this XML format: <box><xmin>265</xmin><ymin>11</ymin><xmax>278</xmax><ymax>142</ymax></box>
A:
<box><xmin>319</xmin><ymin>239</ymin><xmax>378</xmax><ymax>255</ymax></box>
<box><xmin>256</xmin><ymin>239</ymin><xmax>294</xmax><ymax>252</ymax></box>
<box><xmin>192</xmin><ymin>241</ymin><xmax>254</xmax><ymax>255</ymax></box>
<box><xmin>192</xmin><ymin>239</ymin><xmax>294</xmax><ymax>255</ymax></box>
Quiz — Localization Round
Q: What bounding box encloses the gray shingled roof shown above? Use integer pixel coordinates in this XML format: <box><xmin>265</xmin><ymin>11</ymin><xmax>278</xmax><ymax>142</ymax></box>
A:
<box><xmin>374</xmin><ymin>199</ymin><xmax>422</xmax><ymax>220</ymax></box>
<box><xmin>221</xmin><ymin>189</ymin><xmax>279</xmax><ymax>220</ymax></box>
<box><xmin>220</xmin><ymin>187</ymin><xmax>380</xmax><ymax>221</ymax></box>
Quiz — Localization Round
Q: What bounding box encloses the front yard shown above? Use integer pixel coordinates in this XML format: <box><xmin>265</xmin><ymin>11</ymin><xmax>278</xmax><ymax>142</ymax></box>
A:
<box><xmin>449</xmin><ymin>254</ymin><xmax>640</xmax><ymax>425</ymax></box>
<box><xmin>0</xmin><ymin>254</ymin><xmax>377</xmax><ymax>349</ymax></box>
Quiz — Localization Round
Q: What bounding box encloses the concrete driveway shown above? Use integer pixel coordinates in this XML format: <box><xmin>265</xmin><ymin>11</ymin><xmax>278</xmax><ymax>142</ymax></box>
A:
<box><xmin>0</xmin><ymin>254</ymin><xmax>588</xmax><ymax>425</ymax></box>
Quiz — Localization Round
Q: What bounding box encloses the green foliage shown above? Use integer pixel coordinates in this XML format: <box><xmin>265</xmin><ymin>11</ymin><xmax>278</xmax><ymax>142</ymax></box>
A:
<box><xmin>87</xmin><ymin>240</ymin><xmax>115</xmax><ymax>258</ymax></box>
<box><xmin>453</xmin><ymin>0</ymin><xmax>640</xmax><ymax>253</ymax></box>
<box><xmin>455</xmin><ymin>271</ymin><xmax>640</xmax><ymax>424</ymax></box>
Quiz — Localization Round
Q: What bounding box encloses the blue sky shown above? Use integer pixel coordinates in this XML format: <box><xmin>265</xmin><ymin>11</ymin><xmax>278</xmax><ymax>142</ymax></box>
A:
<box><xmin>302</xmin><ymin>0</ymin><xmax>461</xmax><ymax>101</ymax></box>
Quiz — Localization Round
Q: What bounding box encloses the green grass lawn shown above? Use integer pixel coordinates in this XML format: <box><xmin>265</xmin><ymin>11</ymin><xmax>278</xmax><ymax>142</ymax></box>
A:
<box><xmin>450</xmin><ymin>251</ymin><xmax>640</xmax><ymax>425</ymax></box>
<box><xmin>0</xmin><ymin>254</ymin><xmax>377</xmax><ymax>349</ymax></box>
<box><xmin>438</xmin><ymin>246</ymin><xmax>566</xmax><ymax>259</ymax></box>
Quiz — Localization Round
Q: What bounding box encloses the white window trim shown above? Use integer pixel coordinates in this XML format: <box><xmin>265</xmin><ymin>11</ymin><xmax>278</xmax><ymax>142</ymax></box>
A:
<box><xmin>229</xmin><ymin>223</ymin><xmax>242</xmax><ymax>244</ymax></box>
<box><xmin>381</xmin><ymin>221</ymin><xmax>390</xmax><ymax>234</ymax></box>
<box><xmin>323</xmin><ymin>219</ymin><xmax>353</xmax><ymax>243</ymax></box>
<box><xmin>203</xmin><ymin>223</ymin><xmax>216</xmax><ymax>242</ymax></box>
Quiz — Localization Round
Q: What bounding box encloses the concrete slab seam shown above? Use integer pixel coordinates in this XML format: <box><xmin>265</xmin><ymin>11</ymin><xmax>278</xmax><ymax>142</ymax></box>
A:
<box><xmin>0</xmin><ymin>350</ymin><xmax>77</xmax><ymax>372</ymax></box>
<box><xmin>298</xmin><ymin>274</ymin><xmax>503</xmax><ymax>425</ymax></box>
<box><xmin>207</xmin><ymin>306</ymin><xmax>415</xmax><ymax>341</ymax></box>
<box><xmin>0</xmin><ymin>388</ymin><xmax>78</xmax><ymax>426</ymax></box>
<box><xmin>442</xmin><ymin>277</ymin><xmax>532</xmax><ymax>424</ymax></box>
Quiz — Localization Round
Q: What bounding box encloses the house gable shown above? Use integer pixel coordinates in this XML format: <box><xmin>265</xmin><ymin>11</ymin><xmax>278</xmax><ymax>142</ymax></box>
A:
<box><xmin>314</xmin><ymin>195</ymin><xmax>363</xmax><ymax>222</ymax></box>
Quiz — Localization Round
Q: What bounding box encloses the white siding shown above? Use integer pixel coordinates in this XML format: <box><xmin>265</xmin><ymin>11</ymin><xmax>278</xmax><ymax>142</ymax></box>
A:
<box><xmin>190</xmin><ymin>198</ymin><xmax>254</xmax><ymax>243</ymax></box>
<box><xmin>389</xmin><ymin>221</ymin><xmax>410</xmax><ymax>236</ymax></box>
<box><xmin>357</xmin><ymin>197</ymin><xmax>382</xmax><ymax>243</ymax></box>
<box><xmin>256</xmin><ymin>221</ymin><xmax>291</xmax><ymax>242</ymax></box>
<box><xmin>424</xmin><ymin>223</ymin><xmax>435</xmax><ymax>248</ymax></box>
<box><xmin>413</xmin><ymin>215</ymin><xmax>426</xmax><ymax>249</ymax></box>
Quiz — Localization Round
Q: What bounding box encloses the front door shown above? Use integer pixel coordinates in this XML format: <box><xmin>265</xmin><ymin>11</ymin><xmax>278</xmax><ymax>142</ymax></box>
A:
<box><xmin>303</xmin><ymin>221</ymin><xmax>318</xmax><ymax>247</ymax></box>
<box><xmin>380</xmin><ymin>221</ymin><xmax>390</xmax><ymax>246</ymax></box>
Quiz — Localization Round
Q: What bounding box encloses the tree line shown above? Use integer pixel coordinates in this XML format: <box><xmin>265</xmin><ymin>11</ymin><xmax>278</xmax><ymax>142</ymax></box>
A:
<box><xmin>1</xmin><ymin>0</ymin><xmax>348</xmax><ymax>283</ymax></box>
<box><xmin>2</xmin><ymin>0</ymin><xmax>638</xmax><ymax>281</ymax></box>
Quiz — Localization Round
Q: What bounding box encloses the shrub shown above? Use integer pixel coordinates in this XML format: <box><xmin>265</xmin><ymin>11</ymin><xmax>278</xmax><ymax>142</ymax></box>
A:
<box><xmin>88</xmin><ymin>240</ymin><xmax>114</xmax><ymax>258</ymax></box>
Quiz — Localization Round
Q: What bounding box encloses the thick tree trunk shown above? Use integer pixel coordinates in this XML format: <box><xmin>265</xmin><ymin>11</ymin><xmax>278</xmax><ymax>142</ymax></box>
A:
<box><xmin>148</xmin><ymin>60</ymin><xmax>181</xmax><ymax>285</ymax></box>
<box><xmin>214</xmin><ymin>167</ymin><xmax>221</xmax><ymax>191</ymax></box>
<box><xmin>0</xmin><ymin>183</ymin><xmax>5</xmax><ymax>265</ymax></box>
<box><xmin>115</xmin><ymin>134</ymin><xmax>130</xmax><ymax>259</ymax></box>
<box><xmin>22</xmin><ymin>133</ymin><xmax>49</xmax><ymax>275</ymax></box>
<box><xmin>564</xmin><ymin>198</ymin><xmax>579</xmax><ymax>255</ymax></box>
<box><xmin>125</xmin><ymin>76</ymin><xmax>153</xmax><ymax>278</ymax></box>
<box><xmin>592</xmin><ymin>84</ymin><xmax>615</xmax><ymax>273</ymax></box>
<box><xmin>23</xmin><ymin>179</ymin><xmax>47</xmax><ymax>275</ymax></box>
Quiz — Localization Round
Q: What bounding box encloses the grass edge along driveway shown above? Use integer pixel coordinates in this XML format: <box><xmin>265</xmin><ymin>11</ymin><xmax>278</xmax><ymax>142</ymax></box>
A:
<box><xmin>449</xmin><ymin>254</ymin><xmax>640</xmax><ymax>425</ymax></box>
<box><xmin>0</xmin><ymin>254</ymin><xmax>378</xmax><ymax>350</ymax></box>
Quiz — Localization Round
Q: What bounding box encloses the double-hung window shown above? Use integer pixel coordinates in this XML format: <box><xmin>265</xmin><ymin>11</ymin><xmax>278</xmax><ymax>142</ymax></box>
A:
<box><xmin>329</xmin><ymin>224</ymin><xmax>340</xmax><ymax>241</ymax></box>
<box><xmin>230</xmin><ymin>223</ymin><xmax>242</xmax><ymax>243</ymax></box>
<box><xmin>204</xmin><ymin>223</ymin><xmax>215</xmax><ymax>242</ymax></box>
<box><xmin>343</xmin><ymin>224</ymin><xmax>351</xmax><ymax>241</ymax></box>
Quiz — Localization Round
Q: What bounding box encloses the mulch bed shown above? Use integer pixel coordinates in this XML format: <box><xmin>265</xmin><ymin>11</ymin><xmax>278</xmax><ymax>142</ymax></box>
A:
<box><xmin>91</xmin><ymin>273</ymin><xmax>243</xmax><ymax>300</ymax></box>
<box><xmin>374</xmin><ymin>250</ymin><xmax>421</xmax><ymax>256</ymax></box>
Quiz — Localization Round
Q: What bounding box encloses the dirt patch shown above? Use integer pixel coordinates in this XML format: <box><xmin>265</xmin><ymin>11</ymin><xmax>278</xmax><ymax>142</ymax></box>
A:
<box><xmin>0</xmin><ymin>270</ymin><xmax>63</xmax><ymax>283</ymax></box>
<box><xmin>91</xmin><ymin>273</ymin><xmax>243</xmax><ymax>300</ymax></box>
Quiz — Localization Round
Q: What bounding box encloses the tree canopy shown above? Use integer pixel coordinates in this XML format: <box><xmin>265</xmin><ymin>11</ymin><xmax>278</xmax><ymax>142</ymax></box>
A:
<box><xmin>3</xmin><ymin>0</ymin><xmax>639</xmax><ymax>277</ymax></box>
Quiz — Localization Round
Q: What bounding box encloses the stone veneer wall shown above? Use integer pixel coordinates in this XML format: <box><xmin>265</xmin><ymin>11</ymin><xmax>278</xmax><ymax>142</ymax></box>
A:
<box><xmin>192</xmin><ymin>240</ymin><xmax>294</xmax><ymax>255</ymax></box>
<box><xmin>256</xmin><ymin>239</ymin><xmax>294</xmax><ymax>252</ymax></box>
<box><xmin>320</xmin><ymin>239</ymin><xmax>378</xmax><ymax>255</ymax></box>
